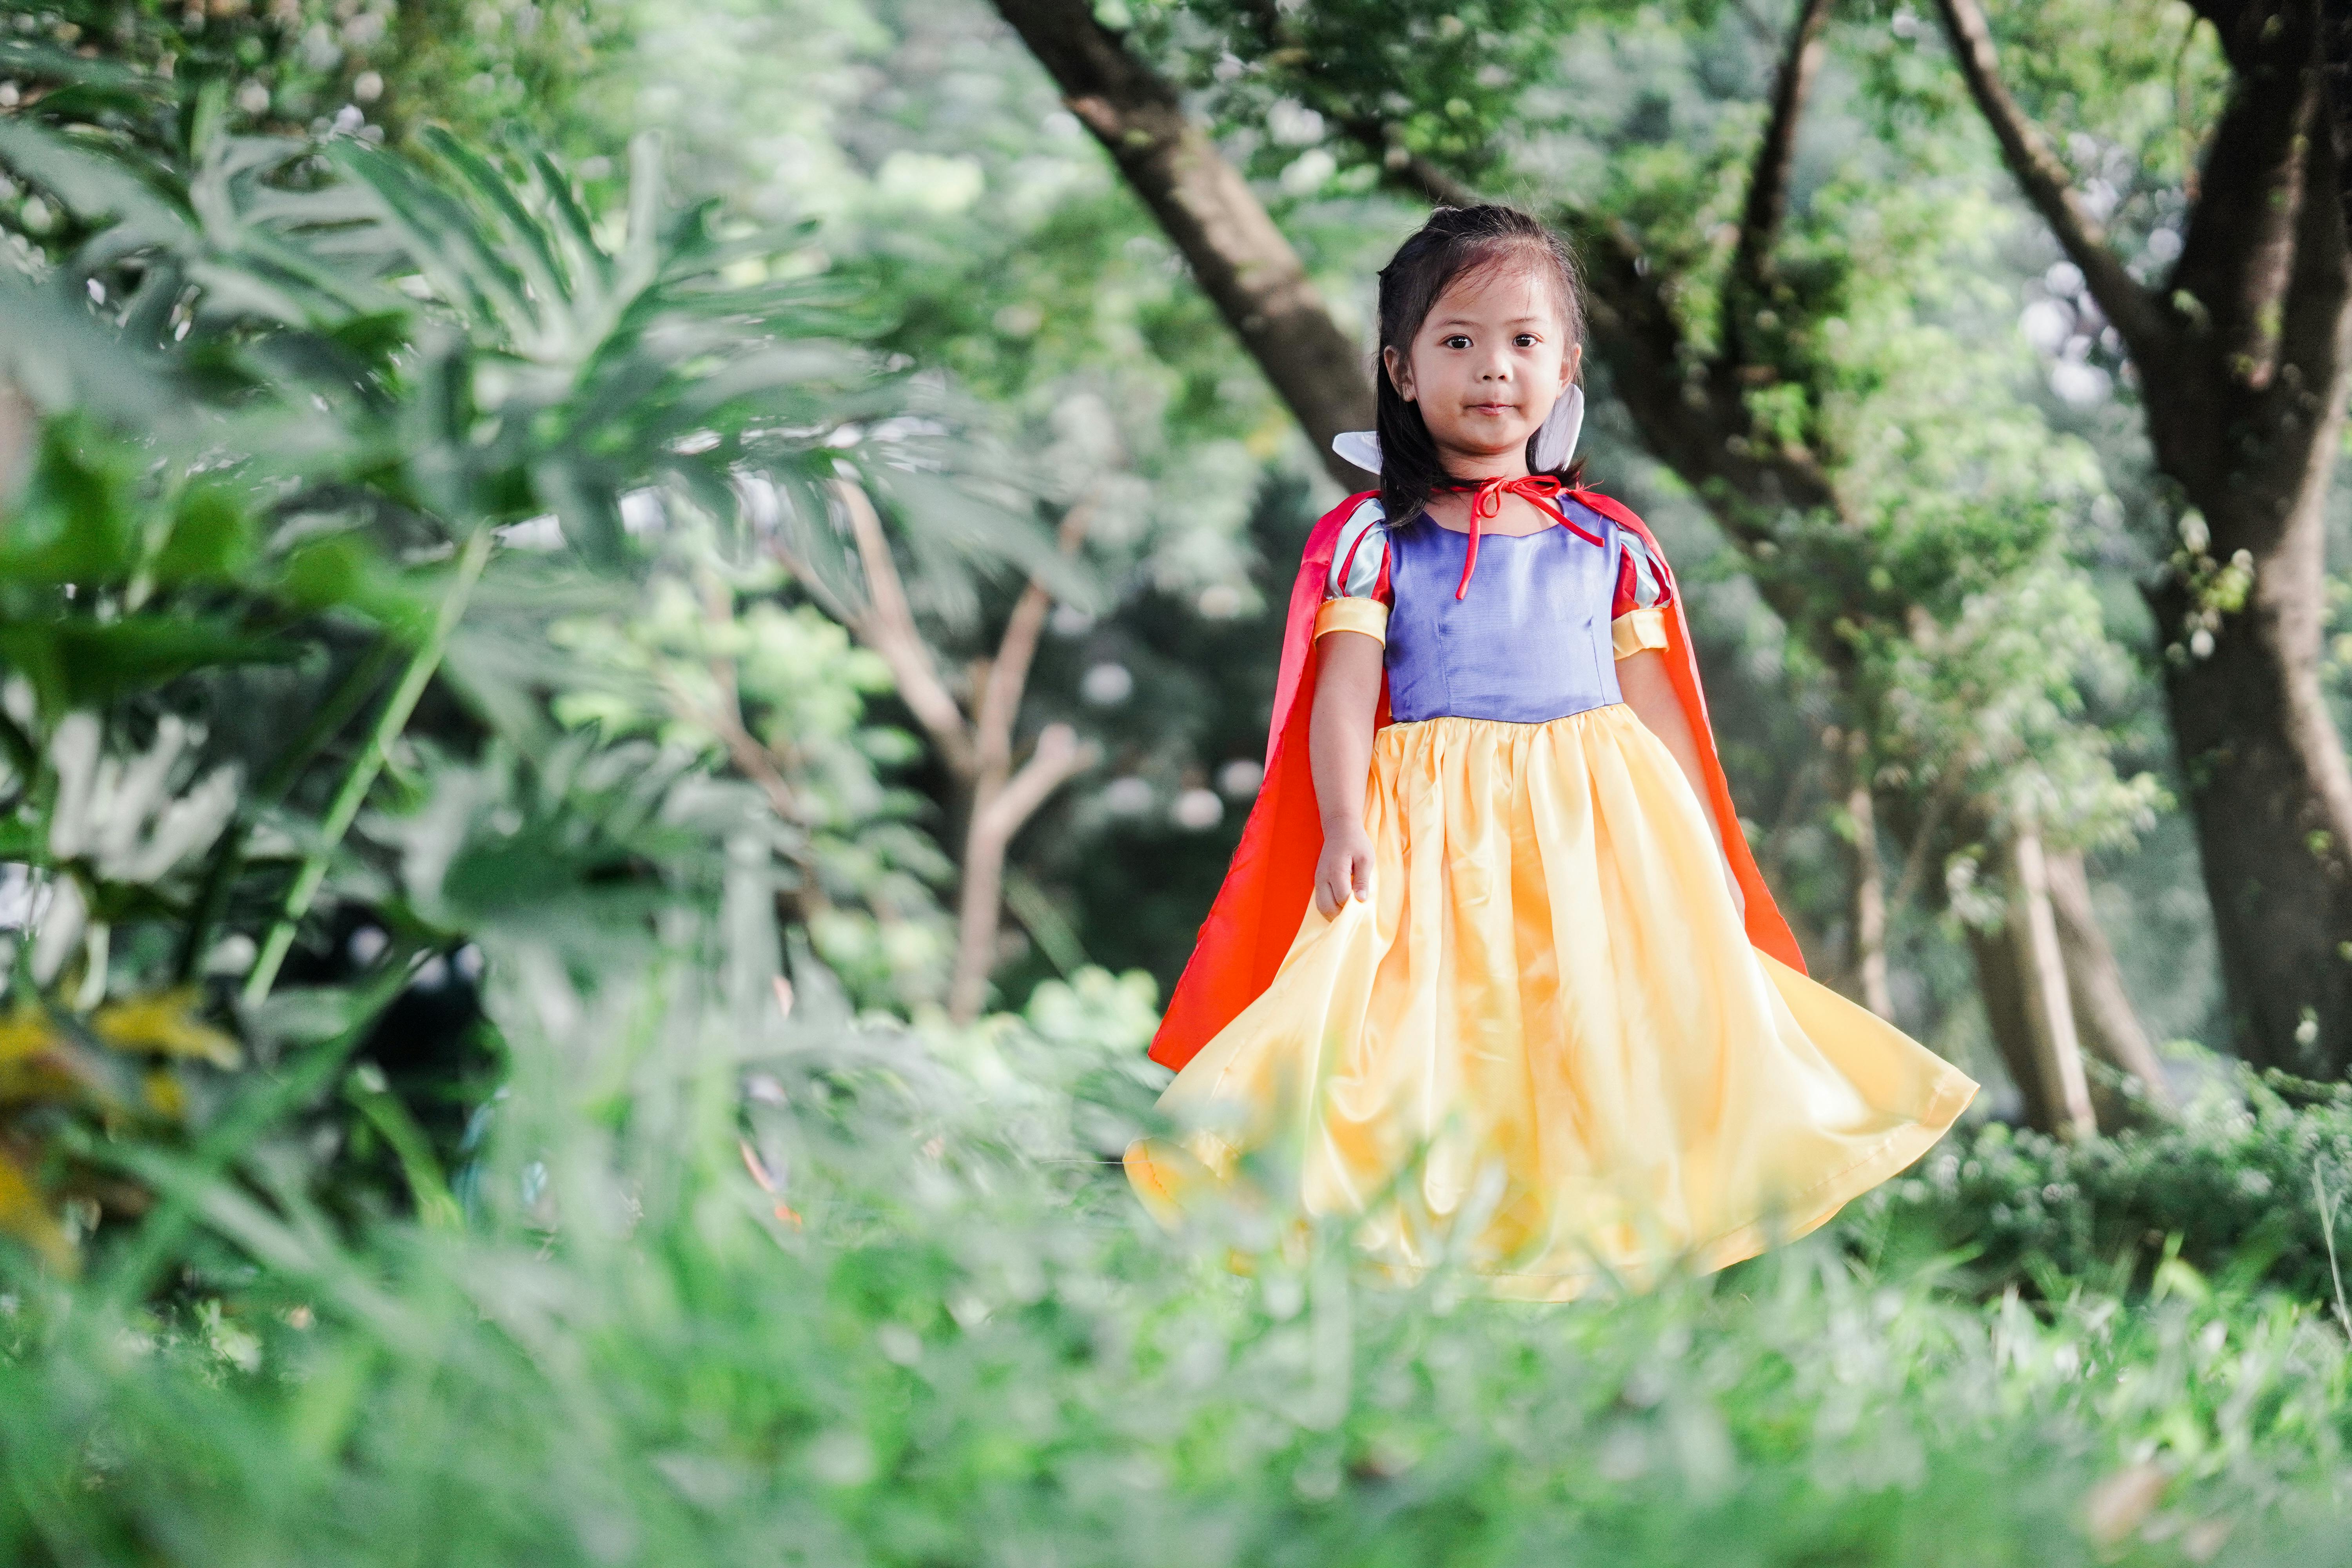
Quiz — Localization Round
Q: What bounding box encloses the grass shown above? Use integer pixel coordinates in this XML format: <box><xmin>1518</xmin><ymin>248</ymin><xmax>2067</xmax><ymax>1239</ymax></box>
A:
<box><xmin>3</xmin><ymin>953</ymin><xmax>2349</xmax><ymax>1567</ymax></box>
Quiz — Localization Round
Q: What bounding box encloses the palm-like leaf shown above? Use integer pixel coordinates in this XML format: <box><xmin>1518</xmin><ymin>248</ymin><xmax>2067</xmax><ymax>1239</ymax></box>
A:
<box><xmin>1</xmin><ymin>109</ymin><xmax>1057</xmax><ymax>593</ymax></box>
<box><xmin>0</xmin><ymin>85</ymin><xmax>1090</xmax><ymax>1269</ymax></box>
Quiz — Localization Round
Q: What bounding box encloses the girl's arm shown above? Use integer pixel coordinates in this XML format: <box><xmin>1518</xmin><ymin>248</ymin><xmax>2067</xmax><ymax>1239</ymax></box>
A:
<box><xmin>1309</xmin><ymin>630</ymin><xmax>1385</xmax><ymax>916</ymax></box>
<box><xmin>1617</xmin><ymin>648</ymin><xmax>1746</xmax><ymax>917</ymax></box>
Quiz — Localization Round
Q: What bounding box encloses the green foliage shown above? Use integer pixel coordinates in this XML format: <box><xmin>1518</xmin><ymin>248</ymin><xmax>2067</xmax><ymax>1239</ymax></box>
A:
<box><xmin>0</xmin><ymin>0</ymin><xmax>613</xmax><ymax>153</ymax></box>
<box><xmin>0</xmin><ymin>108</ymin><xmax>1053</xmax><ymax>1261</ymax></box>
<box><xmin>537</xmin><ymin>0</ymin><xmax>1352</xmax><ymax>1000</ymax></box>
<box><xmin>541</xmin><ymin>543</ymin><xmax>960</xmax><ymax>1006</ymax></box>
<box><xmin>1873</xmin><ymin>0</ymin><xmax>2225</xmax><ymax>250</ymax></box>
<box><xmin>2</xmin><ymin>926</ymin><xmax>2350</xmax><ymax>1563</ymax></box>
<box><xmin>1140</xmin><ymin>0</ymin><xmax>1618</xmax><ymax>189</ymax></box>
<box><xmin>0</xmin><ymin>986</ymin><xmax>240</xmax><ymax>1272</ymax></box>
<box><xmin>1855</xmin><ymin>1061</ymin><xmax>2352</xmax><ymax>1308</ymax></box>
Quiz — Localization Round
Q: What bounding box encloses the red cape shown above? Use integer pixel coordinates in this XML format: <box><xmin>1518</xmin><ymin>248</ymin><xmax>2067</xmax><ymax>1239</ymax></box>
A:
<box><xmin>1149</xmin><ymin>486</ymin><xmax>1806</xmax><ymax>1071</ymax></box>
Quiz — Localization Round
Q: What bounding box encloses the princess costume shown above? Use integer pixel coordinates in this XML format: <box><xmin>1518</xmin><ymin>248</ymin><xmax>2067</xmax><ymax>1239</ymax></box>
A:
<box><xmin>1127</xmin><ymin>419</ymin><xmax>1976</xmax><ymax>1301</ymax></box>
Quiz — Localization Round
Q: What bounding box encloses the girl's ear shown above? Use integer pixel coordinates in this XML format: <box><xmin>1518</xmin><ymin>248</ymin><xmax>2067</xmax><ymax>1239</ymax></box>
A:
<box><xmin>1559</xmin><ymin>343</ymin><xmax>1581</xmax><ymax>395</ymax></box>
<box><xmin>1381</xmin><ymin>344</ymin><xmax>1417</xmax><ymax>402</ymax></box>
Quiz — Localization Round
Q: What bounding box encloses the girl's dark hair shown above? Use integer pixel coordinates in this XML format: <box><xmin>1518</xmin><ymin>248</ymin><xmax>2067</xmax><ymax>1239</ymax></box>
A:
<box><xmin>1375</xmin><ymin>204</ymin><xmax>1586</xmax><ymax>526</ymax></box>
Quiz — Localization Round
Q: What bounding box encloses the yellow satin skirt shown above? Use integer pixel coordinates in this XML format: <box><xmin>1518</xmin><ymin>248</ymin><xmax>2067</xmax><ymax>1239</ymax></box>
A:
<box><xmin>1127</xmin><ymin>705</ymin><xmax>1977</xmax><ymax>1301</ymax></box>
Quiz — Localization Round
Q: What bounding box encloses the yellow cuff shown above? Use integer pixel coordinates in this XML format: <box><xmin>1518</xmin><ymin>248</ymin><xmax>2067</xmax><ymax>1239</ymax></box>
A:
<box><xmin>1611</xmin><ymin>606</ymin><xmax>1668</xmax><ymax>659</ymax></box>
<box><xmin>1315</xmin><ymin>596</ymin><xmax>1389</xmax><ymax>645</ymax></box>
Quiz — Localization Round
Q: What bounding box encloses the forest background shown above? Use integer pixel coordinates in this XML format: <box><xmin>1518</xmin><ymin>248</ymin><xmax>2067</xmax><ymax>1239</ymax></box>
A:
<box><xmin>5</xmin><ymin>0</ymin><xmax>2352</xmax><ymax>1563</ymax></box>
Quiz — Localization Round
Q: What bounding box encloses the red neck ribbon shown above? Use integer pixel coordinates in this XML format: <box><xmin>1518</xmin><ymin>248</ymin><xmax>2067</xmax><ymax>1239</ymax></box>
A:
<box><xmin>1436</xmin><ymin>473</ymin><xmax>1605</xmax><ymax>599</ymax></box>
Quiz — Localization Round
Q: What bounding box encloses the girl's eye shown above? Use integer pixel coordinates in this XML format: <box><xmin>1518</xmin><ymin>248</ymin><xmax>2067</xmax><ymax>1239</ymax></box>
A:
<box><xmin>1515</xmin><ymin>334</ymin><xmax>1541</xmax><ymax>348</ymax></box>
<box><xmin>1442</xmin><ymin>334</ymin><xmax>1472</xmax><ymax>350</ymax></box>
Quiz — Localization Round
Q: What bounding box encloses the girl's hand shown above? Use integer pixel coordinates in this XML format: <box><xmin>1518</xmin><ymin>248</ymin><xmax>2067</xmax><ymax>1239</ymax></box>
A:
<box><xmin>1315</xmin><ymin>820</ymin><xmax>1377</xmax><ymax>917</ymax></box>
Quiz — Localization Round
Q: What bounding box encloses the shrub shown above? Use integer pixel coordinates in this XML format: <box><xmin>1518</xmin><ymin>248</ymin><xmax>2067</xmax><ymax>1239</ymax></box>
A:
<box><xmin>1</xmin><ymin>931</ymin><xmax>2347</xmax><ymax>1566</ymax></box>
<box><xmin>0</xmin><ymin>114</ymin><xmax>1044</xmax><ymax>1270</ymax></box>
<box><xmin>1842</xmin><ymin>1061</ymin><xmax>2352</xmax><ymax>1308</ymax></box>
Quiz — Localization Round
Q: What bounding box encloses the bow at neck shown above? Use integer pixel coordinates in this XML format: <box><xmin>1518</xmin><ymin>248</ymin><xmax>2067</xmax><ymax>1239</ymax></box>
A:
<box><xmin>1437</xmin><ymin>474</ymin><xmax>1605</xmax><ymax>599</ymax></box>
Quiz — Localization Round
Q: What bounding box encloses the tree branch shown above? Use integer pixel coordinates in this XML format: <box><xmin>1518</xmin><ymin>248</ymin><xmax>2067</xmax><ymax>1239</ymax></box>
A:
<box><xmin>1565</xmin><ymin>211</ymin><xmax>1843</xmax><ymax>539</ymax></box>
<box><xmin>989</xmin><ymin>0</ymin><xmax>1373</xmax><ymax>483</ymax></box>
<box><xmin>1934</xmin><ymin>0</ymin><xmax>2174</xmax><ymax>368</ymax></box>
<box><xmin>0</xmin><ymin>377</ymin><xmax>32</xmax><ymax>507</ymax></box>
<box><xmin>1756</xmin><ymin>750</ymin><xmax>1824</xmax><ymax>886</ymax></box>
<box><xmin>1354</xmin><ymin>132</ymin><xmax>1479</xmax><ymax>210</ymax></box>
<box><xmin>2005</xmin><ymin>824</ymin><xmax>2098</xmax><ymax>1139</ymax></box>
<box><xmin>2189</xmin><ymin>1</ymin><xmax>2282</xmax><ymax>71</ymax></box>
<box><xmin>948</xmin><ymin>721</ymin><xmax>1100</xmax><ymax>1021</ymax></box>
<box><xmin>973</xmin><ymin>499</ymin><xmax>1091</xmax><ymax>783</ymax></box>
<box><xmin>1885</xmin><ymin>765</ymin><xmax>1964</xmax><ymax>919</ymax></box>
<box><xmin>1840</xmin><ymin>728</ymin><xmax>1895</xmax><ymax>1019</ymax></box>
<box><xmin>664</xmin><ymin>672</ymin><xmax>820</xmax><ymax>858</ymax></box>
<box><xmin>976</xmin><ymin>722</ymin><xmax>1100</xmax><ymax>846</ymax></box>
<box><xmin>831</xmin><ymin>477</ymin><xmax>977</xmax><ymax>779</ymax></box>
<box><xmin>1732</xmin><ymin>0</ymin><xmax>1789</xmax><ymax>49</ymax></box>
<box><xmin>1724</xmin><ymin>0</ymin><xmax>1836</xmax><ymax>367</ymax></box>
<box><xmin>2044</xmin><ymin>845</ymin><xmax>2175</xmax><ymax>1112</ymax></box>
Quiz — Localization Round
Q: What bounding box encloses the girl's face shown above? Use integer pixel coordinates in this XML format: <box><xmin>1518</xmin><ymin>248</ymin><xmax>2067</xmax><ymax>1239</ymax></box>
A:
<box><xmin>1383</xmin><ymin>261</ymin><xmax>1580</xmax><ymax>472</ymax></box>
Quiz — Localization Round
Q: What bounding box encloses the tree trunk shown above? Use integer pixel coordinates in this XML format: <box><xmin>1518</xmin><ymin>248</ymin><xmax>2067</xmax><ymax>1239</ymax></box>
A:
<box><xmin>1971</xmin><ymin>829</ymin><xmax>2098</xmax><ymax>1138</ymax></box>
<box><xmin>948</xmin><ymin>722</ymin><xmax>1089</xmax><ymax>1022</ymax></box>
<box><xmin>1968</xmin><ymin>921</ymin><xmax>2045</xmax><ymax>1131</ymax></box>
<box><xmin>2044</xmin><ymin>846</ymin><xmax>2176</xmax><ymax>1119</ymax></box>
<box><xmin>1939</xmin><ymin>0</ymin><xmax>2352</xmax><ymax>1074</ymax></box>
<box><xmin>2325</xmin><ymin>0</ymin><xmax>2352</xmax><ymax>228</ymax></box>
<box><xmin>807</xmin><ymin>481</ymin><xmax>1100</xmax><ymax>1023</ymax></box>
<box><xmin>2013</xmin><ymin>829</ymin><xmax>2097</xmax><ymax>1138</ymax></box>
<box><xmin>988</xmin><ymin>0</ymin><xmax>1372</xmax><ymax>485</ymax></box>
<box><xmin>1838</xmin><ymin>729</ymin><xmax>1895</xmax><ymax>1019</ymax></box>
<box><xmin>2148</xmin><ymin>497</ymin><xmax>2352</xmax><ymax>1073</ymax></box>
<box><xmin>2144</xmin><ymin>6</ymin><xmax>2352</xmax><ymax>1073</ymax></box>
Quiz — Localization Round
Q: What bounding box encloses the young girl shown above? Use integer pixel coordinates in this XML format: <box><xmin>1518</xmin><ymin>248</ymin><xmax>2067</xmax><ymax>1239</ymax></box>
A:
<box><xmin>1127</xmin><ymin>206</ymin><xmax>1975</xmax><ymax>1301</ymax></box>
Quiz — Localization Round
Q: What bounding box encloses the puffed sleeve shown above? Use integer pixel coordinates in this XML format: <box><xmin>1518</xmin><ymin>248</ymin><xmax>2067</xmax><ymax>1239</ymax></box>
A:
<box><xmin>1315</xmin><ymin>498</ymin><xmax>1392</xmax><ymax>644</ymax></box>
<box><xmin>1610</xmin><ymin>526</ymin><xmax>1671</xmax><ymax>660</ymax></box>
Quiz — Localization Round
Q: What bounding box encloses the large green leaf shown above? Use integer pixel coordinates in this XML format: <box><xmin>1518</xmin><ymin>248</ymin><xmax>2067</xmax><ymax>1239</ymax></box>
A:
<box><xmin>0</xmin><ymin>117</ymin><xmax>191</xmax><ymax>247</ymax></box>
<box><xmin>151</xmin><ymin>481</ymin><xmax>262</xmax><ymax>585</ymax></box>
<box><xmin>0</xmin><ymin>272</ymin><xmax>189</xmax><ymax>428</ymax></box>
<box><xmin>0</xmin><ymin>616</ymin><xmax>285</xmax><ymax>711</ymax></box>
<box><xmin>0</xmin><ymin>413</ymin><xmax>144</xmax><ymax>585</ymax></box>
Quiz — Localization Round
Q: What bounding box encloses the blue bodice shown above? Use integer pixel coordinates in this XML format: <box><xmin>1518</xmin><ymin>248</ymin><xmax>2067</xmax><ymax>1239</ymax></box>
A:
<box><xmin>1384</xmin><ymin>505</ymin><xmax>1626</xmax><ymax>725</ymax></box>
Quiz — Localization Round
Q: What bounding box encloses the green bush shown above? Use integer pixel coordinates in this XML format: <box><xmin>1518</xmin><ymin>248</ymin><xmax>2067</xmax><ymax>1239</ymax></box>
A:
<box><xmin>1845</xmin><ymin>1063</ymin><xmax>2352</xmax><ymax>1308</ymax></box>
<box><xmin>3</xmin><ymin>933</ymin><xmax>2349</xmax><ymax>1566</ymax></box>
<box><xmin>0</xmin><ymin>112</ymin><xmax>1051</xmax><ymax>1268</ymax></box>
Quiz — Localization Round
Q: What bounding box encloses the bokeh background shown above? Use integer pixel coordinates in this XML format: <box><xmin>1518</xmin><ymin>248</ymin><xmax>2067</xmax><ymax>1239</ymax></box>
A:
<box><xmin>3</xmin><ymin>3</ymin><xmax>2352</xmax><ymax>1562</ymax></box>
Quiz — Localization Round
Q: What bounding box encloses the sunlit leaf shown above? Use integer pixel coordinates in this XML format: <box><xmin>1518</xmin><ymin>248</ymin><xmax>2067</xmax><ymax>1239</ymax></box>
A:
<box><xmin>91</xmin><ymin>989</ymin><xmax>242</xmax><ymax>1070</ymax></box>
<box><xmin>0</xmin><ymin>1146</ymin><xmax>74</xmax><ymax>1274</ymax></box>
